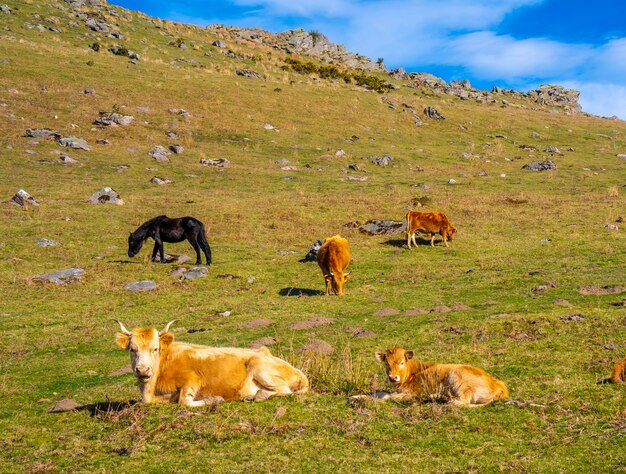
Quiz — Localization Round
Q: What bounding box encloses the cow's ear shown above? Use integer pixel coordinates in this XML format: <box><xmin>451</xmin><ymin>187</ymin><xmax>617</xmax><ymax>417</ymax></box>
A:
<box><xmin>159</xmin><ymin>333</ymin><xmax>174</xmax><ymax>349</ymax></box>
<box><xmin>115</xmin><ymin>333</ymin><xmax>130</xmax><ymax>350</ymax></box>
<box><xmin>375</xmin><ymin>351</ymin><xmax>385</xmax><ymax>362</ymax></box>
<box><xmin>405</xmin><ymin>350</ymin><xmax>414</xmax><ymax>360</ymax></box>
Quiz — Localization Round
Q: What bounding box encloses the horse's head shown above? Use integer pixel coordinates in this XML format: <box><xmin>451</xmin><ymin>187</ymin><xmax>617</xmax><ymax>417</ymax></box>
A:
<box><xmin>128</xmin><ymin>232</ymin><xmax>143</xmax><ymax>257</ymax></box>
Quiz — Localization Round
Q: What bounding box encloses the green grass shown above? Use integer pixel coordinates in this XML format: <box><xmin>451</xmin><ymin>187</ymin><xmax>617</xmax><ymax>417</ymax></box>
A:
<box><xmin>0</xmin><ymin>0</ymin><xmax>624</xmax><ymax>472</ymax></box>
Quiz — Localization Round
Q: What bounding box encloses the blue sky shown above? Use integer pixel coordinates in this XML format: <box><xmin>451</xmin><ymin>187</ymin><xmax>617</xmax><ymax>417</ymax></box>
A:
<box><xmin>111</xmin><ymin>0</ymin><xmax>626</xmax><ymax>119</ymax></box>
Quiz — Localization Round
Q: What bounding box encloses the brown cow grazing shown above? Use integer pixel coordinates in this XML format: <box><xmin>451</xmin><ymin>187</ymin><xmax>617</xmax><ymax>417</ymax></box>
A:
<box><xmin>611</xmin><ymin>356</ymin><xmax>626</xmax><ymax>384</ymax></box>
<box><xmin>317</xmin><ymin>235</ymin><xmax>351</xmax><ymax>295</ymax></box>
<box><xmin>374</xmin><ymin>347</ymin><xmax>508</xmax><ymax>406</ymax></box>
<box><xmin>114</xmin><ymin>320</ymin><xmax>309</xmax><ymax>405</ymax></box>
<box><xmin>406</xmin><ymin>210</ymin><xmax>457</xmax><ymax>248</ymax></box>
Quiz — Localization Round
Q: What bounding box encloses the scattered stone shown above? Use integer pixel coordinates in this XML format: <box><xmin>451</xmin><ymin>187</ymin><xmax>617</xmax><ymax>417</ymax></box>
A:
<box><xmin>343</xmin><ymin>221</ymin><xmax>360</xmax><ymax>229</ymax></box>
<box><xmin>169</xmin><ymin>144</ymin><xmax>184</xmax><ymax>154</ymax></box>
<box><xmin>371</xmin><ymin>153</ymin><xmax>393</xmax><ymax>166</ymax></box>
<box><xmin>430</xmin><ymin>305</ymin><xmax>452</xmax><ymax>313</ymax></box>
<box><xmin>168</xmin><ymin>108</ymin><xmax>191</xmax><ymax>117</ymax></box>
<box><xmin>424</xmin><ymin>106</ymin><xmax>444</xmax><ymax>120</ymax></box>
<box><xmin>275</xmin><ymin>158</ymin><xmax>289</xmax><ymax>165</ymax></box>
<box><xmin>250</xmin><ymin>337</ymin><xmax>277</xmax><ymax>349</ymax></box>
<box><xmin>149</xmin><ymin>145</ymin><xmax>170</xmax><ymax>162</ymax></box>
<box><xmin>10</xmin><ymin>189</ymin><xmax>39</xmax><ymax>206</ymax></box>
<box><xmin>47</xmin><ymin>399</ymin><xmax>81</xmax><ymax>413</ymax></box>
<box><xmin>617</xmin><ymin>154</ymin><xmax>626</xmax><ymax>159</ymax></box>
<box><xmin>168</xmin><ymin>267</ymin><xmax>187</xmax><ymax>278</ymax></box>
<box><xmin>124</xmin><ymin>280</ymin><xmax>157</xmax><ymax>292</ymax></box>
<box><xmin>335</xmin><ymin>149</ymin><xmax>346</xmax><ymax>157</ymax></box>
<box><xmin>81</xmin><ymin>88</ymin><xmax>96</xmax><ymax>95</ymax></box>
<box><xmin>263</xmin><ymin>123</ymin><xmax>279</xmax><ymax>132</ymax></box>
<box><xmin>347</xmin><ymin>176</ymin><xmax>368</xmax><ymax>182</ymax></box>
<box><xmin>348</xmin><ymin>164</ymin><xmax>360</xmax><ymax>171</ymax></box>
<box><xmin>450</xmin><ymin>303</ymin><xmax>472</xmax><ymax>311</ymax></box>
<box><xmin>166</xmin><ymin>131</ymin><xmax>179</xmax><ymax>139</ymax></box>
<box><xmin>373</xmin><ymin>308</ymin><xmax>400</xmax><ymax>317</ymax></box>
<box><xmin>545</xmin><ymin>146</ymin><xmax>560</xmax><ymax>153</ymax></box>
<box><xmin>60</xmin><ymin>153</ymin><xmax>78</xmax><ymax>164</ymax></box>
<box><xmin>200</xmin><ymin>158</ymin><xmax>230</xmax><ymax>168</ymax></box>
<box><xmin>448</xmin><ymin>178</ymin><xmax>457</xmax><ymax>185</ymax></box>
<box><xmin>212</xmin><ymin>40</ymin><xmax>226</xmax><ymax>48</ymax></box>
<box><xmin>36</xmin><ymin>238</ymin><xmax>58</xmax><ymax>247</ymax></box>
<box><xmin>348</xmin><ymin>327</ymin><xmax>376</xmax><ymax>338</ymax></box>
<box><xmin>553</xmin><ymin>299</ymin><xmax>573</xmax><ymax>307</ymax></box>
<box><xmin>89</xmin><ymin>187</ymin><xmax>123</xmax><ymax>205</ymax></box>
<box><xmin>301</xmin><ymin>339</ymin><xmax>334</xmax><ymax>355</ymax></box>
<box><xmin>0</xmin><ymin>4</ymin><xmax>12</xmax><ymax>13</ymax></box>
<box><xmin>578</xmin><ymin>285</ymin><xmax>626</xmax><ymax>296</ymax></box>
<box><xmin>605</xmin><ymin>224</ymin><xmax>619</xmax><ymax>231</ymax></box>
<box><xmin>522</xmin><ymin>161</ymin><xmax>556</xmax><ymax>172</ymax></box>
<box><xmin>281</xmin><ymin>166</ymin><xmax>297</xmax><ymax>171</ymax></box>
<box><xmin>217</xmin><ymin>310</ymin><xmax>231</xmax><ymax>317</ymax></box>
<box><xmin>560</xmin><ymin>314</ymin><xmax>585</xmax><ymax>322</ymax></box>
<box><xmin>58</xmin><ymin>136</ymin><xmax>90</xmax><ymax>151</ymax></box>
<box><xmin>183</xmin><ymin>267</ymin><xmax>209</xmax><ymax>280</ymax></box>
<box><xmin>359</xmin><ymin>220</ymin><xmax>406</xmax><ymax>235</ymax></box>
<box><xmin>277</xmin><ymin>249</ymin><xmax>296</xmax><ymax>256</ymax></box>
<box><xmin>531</xmin><ymin>131</ymin><xmax>540</xmax><ymax>138</ymax></box>
<box><xmin>532</xmin><ymin>281</ymin><xmax>557</xmax><ymax>294</ymax></box>
<box><xmin>477</xmin><ymin>170</ymin><xmax>487</xmax><ymax>177</ymax></box>
<box><xmin>289</xmin><ymin>317</ymin><xmax>335</xmax><ymax>330</ymax></box>
<box><xmin>116</xmin><ymin>165</ymin><xmax>129</xmax><ymax>172</ymax></box>
<box><xmin>404</xmin><ymin>308</ymin><xmax>428</xmax><ymax>316</ymax></box>
<box><xmin>301</xmin><ymin>239</ymin><xmax>324</xmax><ymax>262</ymax></box>
<box><xmin>94</xmin><ymin>112</ymin><xmax>134</xmax><ymax>126</ymax></box>
<box><xmin>25</xmin><ymin>128</ymin><xmax>59</xmax><ymax>139</ymax></box>
<box><xmin>33</xmin><ymin>268</ymin><xmax>85</xmax><ymax>285</ymax></box>
<box><xmin>85</xmin><ymin>17</ymin><xmax>109</xmax><ymax>33</ymax></box>
<box><xmin>150</xmin><ymin>176</ymin><xmax>173</xmax><ymax>185</ymax></box>
<box><xmin>236</xmin><ymin>69</ymin><xmax>263</xmax><ymax>79</ymax></box>
<box><xmin>109</xmin><ymin>364</ymin><xmax>132</xmax><ymax>377</ymax></box>
<box><xmin>242</xmin><ymin>319</ymin><xmax>273</xmax><ymax>329</ymax></box>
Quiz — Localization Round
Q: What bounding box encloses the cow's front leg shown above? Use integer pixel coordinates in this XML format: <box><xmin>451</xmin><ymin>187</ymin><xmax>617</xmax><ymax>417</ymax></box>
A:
<box><xmin>179</xmin><ymin>386</ymin><xmax>208</xmax><ymax>407</ymax></box>
<box><xmin>407</xmin><ymin>232</ymin><xmax>413</xmax><ymax>249</ymax></box>
<box><xmin>430</xmin><ymin>234</ymin><xmax>436</xmax><ymax>247</ymax></box>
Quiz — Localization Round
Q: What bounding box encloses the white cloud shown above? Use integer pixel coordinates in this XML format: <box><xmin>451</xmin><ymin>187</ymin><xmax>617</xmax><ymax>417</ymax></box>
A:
<box><xmin>562</xmin><ymin>81</ymin><xmax>626</xmax><ymax>119</ymax></box>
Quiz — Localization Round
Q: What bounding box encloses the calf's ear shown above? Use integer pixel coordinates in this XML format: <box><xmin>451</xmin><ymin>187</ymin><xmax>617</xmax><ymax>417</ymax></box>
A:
<box><xmin>159</xmin><ymin>333</ymin><xmax>174</xmax><ymax>349</ymax></box>
<box><xmin>405</xmin><ymin>350</ymin><xmax>414</xmax><ymax>360</ymax></box>
<box><xmin>115</xmin><ymin>333</ymin><xmax>130</xmax><ymax>350</ymax></box>
<box><xmin>375</xmin><ymin>351</ymin><xmax>385</xmax><ymax>362</ymax></box>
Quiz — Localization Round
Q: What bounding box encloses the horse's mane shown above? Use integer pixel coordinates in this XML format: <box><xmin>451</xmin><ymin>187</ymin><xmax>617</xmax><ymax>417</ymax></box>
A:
<box><xmin>131</xmin><ymin>215</ymin><xmax>168</xmax><ymax>239</ymax></box>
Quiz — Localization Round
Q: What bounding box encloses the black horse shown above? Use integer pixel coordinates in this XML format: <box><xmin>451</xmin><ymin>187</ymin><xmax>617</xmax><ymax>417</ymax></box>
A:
<box><xmin>128</xmin><ymin>215</ymin><xmax>212</xmax><ymax>265</ymax></box>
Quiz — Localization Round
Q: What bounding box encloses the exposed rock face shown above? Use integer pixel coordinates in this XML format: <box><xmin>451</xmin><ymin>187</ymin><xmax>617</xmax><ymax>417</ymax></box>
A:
<box><xmin>10</xmin><ymin>189</ymin><xmax>39</xmax><ymax>206</ymax></box>
<box><xmin>33</xmin><ymin>268</ymin><xmax>85</xmax><ymax>285</ymax></box>
<box><xmin>359</xmin><ymin>220</ymin><xmax>406</xmax><ymax>235</ymax></box>
<box><xmin>25</xmin><ymin>128</ymin><xmax>59</xmax><ymax>139</ymax></box>
<box><xmin>424</xmin><ymin>106</ymin><xmax>445</xmax><ymax>120</ymax></box>
<box><xmin>527</xmin><ymin>85</ymin><xmax>582</xmax><ymax>113</ymax></box>
<box><xmin>236</xmin><ymin>69</ymin><xmax>263</xmax><ymax>79</ymax></box>
<box><xmin>371</xmin><ymin>153</ymin><xmax>393</xmax><ymax>166</ymax></box>
<box><xmin>522</xmin><ymin>161</ymin><xmax>557</xmax><ymax>172</ymax></box>
<box><xmin>58</xmin><ymin>136</ymin><xmax>90</xmax><ymax>151</ymax></box>
<box><xmin>94</xmin><ymin>112</ymin><xmax>134</xmax><ymax>126</ymax></box>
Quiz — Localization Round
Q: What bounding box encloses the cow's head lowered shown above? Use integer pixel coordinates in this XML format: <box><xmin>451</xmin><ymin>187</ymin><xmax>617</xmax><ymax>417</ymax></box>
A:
<box><xmin>114</xmin><ymin>320</ymin><xmax>177</xmax><ymax>382</ymax></box>
<box><xmin>326</xmin><ymin>271</ymin><xmax>350</xmax><ymax>296</ymax></box>
<box><xmin>375</xmin><ymin>347</ymin><xmax>414</xmax><ymax>385</ymax></box>
<box><xmin>445</xmin><ymin>224</ymin><xmax>457</xmax><ymax>242</ymax></box>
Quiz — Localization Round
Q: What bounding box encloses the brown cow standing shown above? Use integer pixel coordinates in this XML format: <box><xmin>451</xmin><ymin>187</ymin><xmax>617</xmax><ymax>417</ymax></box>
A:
<box><xmin>114</xmin><ymin>320</ymin><xmax>309</xmax><ymax>405</ymax></box>
<box><xmin>374</xmin><ymin>347</ymin><xmax>509</xmax><ymax>406</ymax></box>
<box><xmin>406</xmin><ymin>210</ymin><xmax>457</xmax><ymax>248</ymax></box>
<box><xmin>317</xmin><ymin>235</ymin><xmax>351</xmax><ymax>295</ymax></box>
<box><xmin>611</xmin><ymin>356</ymin><xmax>626</xmax><ymax>384</ymax></box>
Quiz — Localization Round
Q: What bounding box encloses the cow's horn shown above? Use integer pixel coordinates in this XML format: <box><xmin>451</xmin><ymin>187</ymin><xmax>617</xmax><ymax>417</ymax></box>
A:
<box><xmin>159</xmin><ymin>319</ymin><xmax>178</xmax><ymax>335</ymax></box>
<box><xmin>344</xmin><ymin>272</ymin><xmax>351</xmax><ymax>276</ymax></box>
<box><xmin>113</xmin><ymin>319</ymin><xmax>131</xmax><ymax>335</ymax></box>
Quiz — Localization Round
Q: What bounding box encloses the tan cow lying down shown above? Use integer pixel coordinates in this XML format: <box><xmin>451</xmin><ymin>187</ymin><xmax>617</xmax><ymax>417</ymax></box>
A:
<box><xmin>373</xmin><ymin>347</ymin><xmax>508</xmax><ymax>406</ymax></box>
<box><xmin>114</xmin><ymin>320</ymin><xmax>309</xmax><ymax>405</ymax></box>
<box><xmin>406</xmin><ymin>210</ymin><xmax>457</xmax><ymax>248</ymax></box>
<box><xmin>611</xmin><ymin>356</ymin><xmax>626</xmax><ymax>384</ymax></box>
<box><xmin>317</xmin><ymin>235</ymin><xmax>351</xmax><ymax>295</ymax></box>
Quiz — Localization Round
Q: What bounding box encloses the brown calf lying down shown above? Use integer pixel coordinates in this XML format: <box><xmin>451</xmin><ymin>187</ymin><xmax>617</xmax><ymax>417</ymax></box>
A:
<box><xmin>611</xmin><ymin>356</ymin><xmax>626</xmax><ymax>384</ymax></box>
<box><xmin>406</xmin><ymin>210</ymin><xmax>457</xmax><ymax>248</ymax></box>
<box><xmin>374</xmin><ymin>347</ymin><xmax>508</xmax><ymax>406</ymax></box>
<box><xmin>114</xmin><ymin>320</ymin><xmax>308</xmax><ymax>406</ymax></box>
<box><xmin>317</xmin><ymin>235</ymin><xmax>351</xmax><ymax>295</ymax></box>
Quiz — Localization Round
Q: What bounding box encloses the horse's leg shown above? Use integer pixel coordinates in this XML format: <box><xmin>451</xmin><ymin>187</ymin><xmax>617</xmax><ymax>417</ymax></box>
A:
<box><xmin>187</xmin><ymin>235</ymin><xmax>202</xmax><ymax>265</ymax></box>
<box><xmin>151</xmin><ymin>241</ymin><xmax>159</xmax><ymax>262</ymax></box>
<box><xmin>199</xmin><ymin>233</ymin><xmax>212</xmax><ymax>265</ymax></box>
<box><xmin>154</xmin><ymin>236</ymin><xmax>165</xmax><ymax>263</ymax></box>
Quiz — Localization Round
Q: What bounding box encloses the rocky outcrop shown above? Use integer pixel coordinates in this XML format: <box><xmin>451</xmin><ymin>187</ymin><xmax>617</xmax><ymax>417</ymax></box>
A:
<box><xmin>527</xmin><ymin>85</ymin><xmax>581</xmax><ymax>113</ymax></box>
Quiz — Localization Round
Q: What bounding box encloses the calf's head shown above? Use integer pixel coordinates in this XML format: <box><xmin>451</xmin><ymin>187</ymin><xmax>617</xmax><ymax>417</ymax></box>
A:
<box><xmin>326</xmin><ymin>271</ymin><xmax>350</xmax><ymax>295</ymax></box>
<box><xmin>114</xmin><ymin>320</ymin><xmax>177</xmax><ymax>382</ymax></box>
<box><xmin>375</xmin><ymin>347</ymin><xmax>414</xmax><ymax>384</ymax></box>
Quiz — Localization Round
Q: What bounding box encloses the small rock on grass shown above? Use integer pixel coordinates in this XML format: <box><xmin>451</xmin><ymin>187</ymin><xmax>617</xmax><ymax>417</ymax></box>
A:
<box><xmin>560</xmin><ymin>314</ymin><xmax>585</xmax><ymax>322</ymax></box>
<box><xmin>124</xmin><ymin>280</ymin><xmax>157</xmax><ymax>292</ymax></box>
<box><xmin>47</xmin><ymin>399</ymin><xmax>81</xmax><ymax>413</ymax></box>
<box><xmin>89</xmin><ymin>187</ymin><xmax>123</xmax><ymax>205</ymax></box>
<box><xmin>32</xmin><ymin>268</ymin><xmax>84</xmax><ymax>285</ymax></box>
<box><xmin>10</xmin><ymin>189</ymin><xmax>39</xmax><ymax>206</ymax></box>
<box><xmin>183</xmin><ymin>267</ymin><xmax>209</xmax><ymax>279</ymax></box>
<box><xmin>36</xmin><ymin>238</ymin><xmax>58</xmax><ymax>247</ymax></box>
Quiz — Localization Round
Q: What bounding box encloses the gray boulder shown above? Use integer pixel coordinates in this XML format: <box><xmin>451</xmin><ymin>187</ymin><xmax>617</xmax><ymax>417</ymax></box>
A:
<box><xmin>58</xmin><ymin>136</ymin><xmax>90</xmax><ymax>151</ymax></box>
<box><xmin>124</xmin><ymin>280</ymin><xmax>157</xmax><ymax>292</ymax></box>
<box><xmin>424</xmin><ymin>106</ymin><xmax>445</xmax><ymax>120</ymax></box>
<box><xmin>33</xmin><ymin>268</ymin><xmax>85</xmax><ymax>285</ymax></box>
<box><xmin>212</xmin><ymin>40</ymin><xmax>226</xmax><ymax>48</ymax></box>
<box><xmin>169</xmin><ymin>144</ymin><xmax>184</xmax><ymax>154</ymax></box>
<box><xmin>85</xmin><ymin>17</ymin><xmax>109</xmax><ymax>33</ymax></box>
<box><xmin>89</xmin><ymin>187</ymin><xmax>124</xmax><ymax>205</ymax></box>
<box><xmin>150</xmin><ymin>176</ymin><xmax>173</xmax><ymax>185</ymax></box>
<box><xmin>371</xmin><ymin>153</ymin><xmax>393</xmax><ymax>166</ymax></box>
<box><xmin>10</xmin><ymin>189</ymin><xmax>39</xmax><ymax>206</ymax></box>
<box><xmin>94</xmin><ymin>112</ymin><xmax>134</xmax><ymax>126</ymax></box>
<box><xmin>359</xmin><ymin>220</ymin><xmax>406</xmax><ymax>235</ymax></box>
<box><xmin>36</xmin><ymin>238</ymin><xmax>58</xmax><ymax>247</ymax></box>
<box><xmin>545</xmin><ymin>146</ymin><xmax>561</xmax><ymax>153</ymax></box>
<box><xmin>0</xmin><ymin>4</ymin><xmax>12</xmax><ymax>13</ymax></box>
<box><xmin>183</xmin><ymin>267</ymin><xmax>209</xmax><ymax>280</ymax></box>
<box><xmin>200</xmin><ymin>158</ymin><xmax>230</xmax><ymax>168</ymax></box>
<box><xmin>522</xmin><ymin>161</ymin><xmax>557</xmax><ymax>172</ymax></box>
<box><xmin>149</xmin><ymin>145</ymin><xmax>170</xmax><ymax>161</ymax></box>
<box><xmin>25</xmin><ymin>128</ymin><xmax>60</xmax><ymax>139</ymax></box>
<box><xmin>236</xmin><ymin>69</ymin><xmax>263</xmax><ymax>79</ymax></box>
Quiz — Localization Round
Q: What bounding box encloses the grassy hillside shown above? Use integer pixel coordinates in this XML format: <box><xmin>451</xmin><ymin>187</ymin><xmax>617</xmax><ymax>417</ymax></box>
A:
<box><xmin>0</xmin><ymin>0</ymin><xmax>624</xmax><ymax>472</ymax></box>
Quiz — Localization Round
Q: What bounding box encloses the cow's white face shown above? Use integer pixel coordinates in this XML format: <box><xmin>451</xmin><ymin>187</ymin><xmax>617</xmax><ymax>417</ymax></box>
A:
<box><xmin>115</xmin><ymin>322</ymin><xmax>176</xmax><ymax>383</ymax></box>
